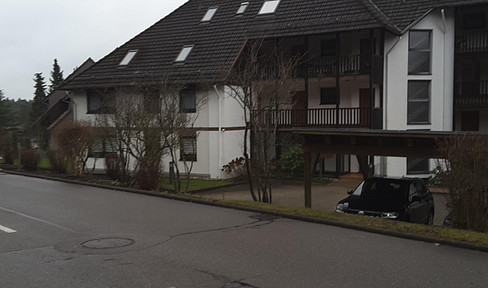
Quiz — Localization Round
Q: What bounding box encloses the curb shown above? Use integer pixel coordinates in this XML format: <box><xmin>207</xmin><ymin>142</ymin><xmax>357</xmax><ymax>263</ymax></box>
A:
<box><xmin>2</xmin><ymin>169</ymin><xmax>487</xmax><ymax>253</ymax></box>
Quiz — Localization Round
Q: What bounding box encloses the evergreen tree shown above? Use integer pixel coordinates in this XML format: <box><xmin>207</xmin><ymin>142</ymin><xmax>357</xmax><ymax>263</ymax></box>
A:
<box><xmin>49</xmin><ymin>59</ymin><xmax>64</xmax><ymax>93</ymax></box>
<box><xmin>29</xmin><ymin>73</ymin><xmax>48</xmax><ymax>149</ymax></box>
<box><xmin>0</xmin><ymin>89</ymin><xmax>9</xmax><ymax>129</ymax></box>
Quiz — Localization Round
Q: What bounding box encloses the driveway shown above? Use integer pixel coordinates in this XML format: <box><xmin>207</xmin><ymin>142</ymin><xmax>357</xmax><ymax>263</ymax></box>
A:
<box><xmin>201</xmin><ymin>175</ymin><xmax>450</xmax><ymax>226</ymax></box>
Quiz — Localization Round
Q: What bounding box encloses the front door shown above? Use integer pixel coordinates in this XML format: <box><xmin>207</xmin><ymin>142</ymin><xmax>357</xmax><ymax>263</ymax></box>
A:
<box><xmin>292</xmin><ymin>91</ymin><xmax>306</xmax><ymax>126</ymax></box>
<box><xmin>359</xmin><ymin>89</ymin><xmax>372</xmax><ymax>127</ymax></box>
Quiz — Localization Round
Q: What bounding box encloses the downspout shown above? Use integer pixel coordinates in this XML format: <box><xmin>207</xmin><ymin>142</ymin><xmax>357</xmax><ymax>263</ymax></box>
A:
<box><xmin>213</xmin><ymin>85</ymin><xmax>224</xmax><ymax>178</ymax></box>
<box><xmin>441</xmin><ymin>8</ymin><xmax>448</xmax><ymax>131</ymax></box>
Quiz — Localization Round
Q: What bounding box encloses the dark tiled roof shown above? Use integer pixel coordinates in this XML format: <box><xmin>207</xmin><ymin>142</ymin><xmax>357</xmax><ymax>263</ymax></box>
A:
<box><xmin>62</xmin><ymin>0</ymin><xmax>488</xmax><ymax>90</ymax></box>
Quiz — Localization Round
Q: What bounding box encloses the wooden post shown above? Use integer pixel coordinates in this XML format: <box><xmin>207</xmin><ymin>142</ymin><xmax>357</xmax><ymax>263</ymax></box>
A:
<box><xmin>304</xmin><ymin>148</ymin><xmax>312</xmax><ymax>208</ymax></box>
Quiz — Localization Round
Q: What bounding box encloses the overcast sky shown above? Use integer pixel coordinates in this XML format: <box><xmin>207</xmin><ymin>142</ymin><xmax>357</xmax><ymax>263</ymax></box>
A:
<box><xmin>0</xmin><ymin>0</ymin><xmax>187</xmax><ymax>101</ymax></box>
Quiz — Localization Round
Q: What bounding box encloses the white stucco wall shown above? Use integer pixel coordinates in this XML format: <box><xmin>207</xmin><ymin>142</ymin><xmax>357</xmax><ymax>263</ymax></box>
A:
<box><xmin>384</xmin><ymin>8</ymin><xmax>455</xmax><ymax>177</ymax></box>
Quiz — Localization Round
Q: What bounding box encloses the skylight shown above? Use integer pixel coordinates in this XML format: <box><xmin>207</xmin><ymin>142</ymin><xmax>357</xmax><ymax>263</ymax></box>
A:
<box><xmin>258</xmin><ymin>0</ymin><xmax>280</xmax><ymax>15</ymax></box>
<box><xmin>119</xmin><ymin>50</ymin><xmax>138</xmax><ymax>66</ymax></box>
<box><xmin>236</xmin><ymin>2</ymin><xmax>249</xmax><ymax>14</ymax></box>
<box><xmin>175</xmin><ymin>45</ymin><xmax>194</xmax><ymax>62</ymax></box>
<box><xmin>201</xmin><ymin>7</ymin><xmax>218</xmax><ymax>22</ymax></box>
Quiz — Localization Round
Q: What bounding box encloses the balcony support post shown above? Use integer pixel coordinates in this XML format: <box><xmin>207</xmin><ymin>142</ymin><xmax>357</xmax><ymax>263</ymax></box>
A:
<box><xmin>335</xmin><ymin>32</ymin><xmax>341</xmax><ymax>127</ymax></box>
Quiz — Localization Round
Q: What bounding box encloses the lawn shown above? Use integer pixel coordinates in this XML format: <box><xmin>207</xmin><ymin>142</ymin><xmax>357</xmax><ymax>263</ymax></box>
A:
<box><xmin>160</xmin><ymin>177</ymin><xmax>233</xmax><ymax>192</ymax></box>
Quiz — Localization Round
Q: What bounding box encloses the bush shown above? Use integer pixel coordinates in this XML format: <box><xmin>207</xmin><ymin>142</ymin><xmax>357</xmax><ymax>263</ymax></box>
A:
<box><xmin>438</xmin><ymin>134</ymin><xmax>488</xmax><ymax>232</ymax></box>
<box><xmin>280</xmin><ymin>144</ymin><xmax>304</xmax><ymax>178</ymax></box>
<box><xmin>21</xmin><ymin>149</ymin><xmax>40</xmax><ymax>171</ymax></box>
<box><xmin>134</xmin><ymin>157</ymin><xmax>161</xmax><ymax>191</ymax></box>
<box><xmin>105</xmin><ymin>154</ymin><xmax>120</xmax><ymax>180</ymax></box>
<box><xmin>222</xmin><ymin>157</ymin><xmax>247</xmax><ymax>179</ymax></box>
<box><xmin>48</xmin><ymin>150</ymin><xmax>67</xmax><ymax>173</ymax></box>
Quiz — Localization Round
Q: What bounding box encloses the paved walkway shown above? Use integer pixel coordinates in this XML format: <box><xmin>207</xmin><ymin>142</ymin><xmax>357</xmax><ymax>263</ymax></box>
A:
<box><xmin>201</xmin><ymin>175</ymin><xmax>449</xmax><ymax>226</ymax></box>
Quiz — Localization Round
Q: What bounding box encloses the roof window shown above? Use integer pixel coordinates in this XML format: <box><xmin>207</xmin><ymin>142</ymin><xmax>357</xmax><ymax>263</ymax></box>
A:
<box><xmin>119</xmin><ymin>50</ymin><xmax>138</xmax><ymax>66</ymax></box>
<box><xmin>175</xmin><ymin>45</ymin><xmax>194</xmax><ymax>62</ymax></box>
<box><xmin>258</xmin><ymin>0</ymin><xmax>280</xmax><ymax>15</ymax></box>
<box><xmin>201</xmin><ymin>7</ymin><xmax>218</xmax><ymax>22</ymax></box>
<box><xmin>236</xmin><ymin>2</ymin><xmax>249</xmax><ymax>15</ymax></box>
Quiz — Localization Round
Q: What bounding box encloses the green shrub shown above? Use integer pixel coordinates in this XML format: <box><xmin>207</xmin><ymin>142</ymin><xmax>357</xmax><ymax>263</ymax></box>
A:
<box><xmin>48</xmin><ymin>150</ymin><xmax>67</xmax><ymax>173</ymax></box>
<box><xmin>280</xmin><ymin>144</ymin><xmax>304</xmax><ymax>177</ymax></box>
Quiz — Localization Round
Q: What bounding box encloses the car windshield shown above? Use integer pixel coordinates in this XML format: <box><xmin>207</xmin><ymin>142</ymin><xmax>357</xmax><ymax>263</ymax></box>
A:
<box><xmin>352</xmin><ymin>179</ymin><xmax>407</xmax><ymax>199</ymax></box>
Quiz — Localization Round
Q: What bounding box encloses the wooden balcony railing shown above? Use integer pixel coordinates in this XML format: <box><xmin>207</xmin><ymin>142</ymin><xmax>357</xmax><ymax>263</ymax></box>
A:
<box><xmin>455</xmin><ymin>81</ymin><xmax>488</xmax><ymax>107</ymax></box>
<box><xmin>302</xmin><ymin>54</ymin><xmax>383</xmax><ymax>78</ymax></box>
<box><xmin>456</xmin><ymin>30</ymin><xmax>488</xmax><ymax>54</ymax></box>
<box><xmin>255</xmin><ymin>107</ymin><xmax>372</xmax><ymax>128</ymax></box>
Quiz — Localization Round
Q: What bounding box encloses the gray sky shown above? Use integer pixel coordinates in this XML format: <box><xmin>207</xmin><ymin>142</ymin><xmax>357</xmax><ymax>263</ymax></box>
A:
<box><xmin>0</xmin><ymin>0</ymin><xmax>187</xmax><ymax>100</ymax></box>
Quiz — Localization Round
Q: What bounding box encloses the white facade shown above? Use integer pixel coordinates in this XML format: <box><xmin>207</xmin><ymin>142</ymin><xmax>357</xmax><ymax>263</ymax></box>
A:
<box><xmin>383</xmin><ymin>8</ymin><xmax>456</xmax><ymax>177</ymax></box>
<box><xmin>71</xmin><ymin>86</ymin><xmax>246</xmax><ymax>179</ymax></box>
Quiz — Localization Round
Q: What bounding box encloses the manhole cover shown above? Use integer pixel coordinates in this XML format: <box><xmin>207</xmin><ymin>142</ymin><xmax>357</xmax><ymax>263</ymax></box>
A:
<box><xmin>81</xmin><ymin>238</ymin><xmax>134</xmax><ymax>249</ymax></box>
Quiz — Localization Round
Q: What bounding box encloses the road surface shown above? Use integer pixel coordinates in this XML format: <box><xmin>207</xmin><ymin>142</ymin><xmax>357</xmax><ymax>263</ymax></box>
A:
<box><xmin>0</xmin><ymin>172</ymin><xmax>487</xmax><ymax>287</ymax></box>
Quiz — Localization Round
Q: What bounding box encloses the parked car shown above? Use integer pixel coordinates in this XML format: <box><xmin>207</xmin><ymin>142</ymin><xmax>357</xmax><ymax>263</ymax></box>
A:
<box><xmin>336</xmin><ymin>177</ymin><xmax>434</xmax><ymax>224</ymax></box>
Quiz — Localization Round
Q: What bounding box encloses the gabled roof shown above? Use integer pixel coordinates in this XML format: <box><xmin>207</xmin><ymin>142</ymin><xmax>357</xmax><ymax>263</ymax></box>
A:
<box><xmin>61</xmin><ymin>0</ymin><xmax>488</xmax><ymax>90</ymax></box>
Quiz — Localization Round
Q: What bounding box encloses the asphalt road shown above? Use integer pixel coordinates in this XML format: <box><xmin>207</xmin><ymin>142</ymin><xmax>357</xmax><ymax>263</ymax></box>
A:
<box><xmin>1</xmin><ymin>172</ymin><xmax>487</xmax><ymax>288</ymax></box>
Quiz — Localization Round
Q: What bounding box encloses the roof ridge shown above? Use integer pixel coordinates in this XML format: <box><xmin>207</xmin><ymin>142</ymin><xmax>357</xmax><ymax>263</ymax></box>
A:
<box><xmin>359</xmin><ymin>0</ymin><xmax>401</xmax><ymax>34</ymax></box>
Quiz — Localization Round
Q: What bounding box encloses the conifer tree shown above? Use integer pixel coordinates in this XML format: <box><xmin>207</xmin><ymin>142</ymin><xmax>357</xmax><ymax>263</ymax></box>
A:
<box><xmin>49</xmin><ymin>59</ymin><xmax>64</xmax><ymax>93</ymax></box>
<box><xmin>29</xmin><ymin>73</ymin><xmax>48</xmax><ymax>148</ymax></box>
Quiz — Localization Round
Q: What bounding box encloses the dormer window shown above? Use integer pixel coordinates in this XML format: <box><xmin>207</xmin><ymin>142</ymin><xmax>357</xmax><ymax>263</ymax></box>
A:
<box><xmin>258</xmin><ymin>0</ymin><xmax>280</xmax><ymax>15</ymax></box>
<box><xmin>236</xmin><ymin>2</ymin><xmax>249</xmax><ymax>15</ymax></box>
<box><xmin>201</xmin><ymin>7</ymin><xmax>218</xmax><ymax>22</ymax></box>
<box><xmin>175</xmin><ymin>45</ymin><xmax>194</xmax><ymax>62</ymax></box>
<box><xmin>119</xmin><ymin>50</ymin><xmax>138</xmax><ymax>66</ymax></box>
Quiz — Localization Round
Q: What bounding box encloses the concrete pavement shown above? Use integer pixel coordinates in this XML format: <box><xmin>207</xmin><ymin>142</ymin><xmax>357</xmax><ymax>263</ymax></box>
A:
<box><xmin>201</xmin><ymin>175</ymin><xmax>449</xmax><ymax>226</ymax></box>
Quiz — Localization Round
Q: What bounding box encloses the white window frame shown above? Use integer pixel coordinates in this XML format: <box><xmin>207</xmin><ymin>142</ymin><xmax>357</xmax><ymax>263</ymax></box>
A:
<box><xmin>119</xmin><ymin>50</ymin><xmax>138</xmax><ymax>66</ymax></box>
<box><xmin>258</xmin><ymin>0</ymin><xmax>281</xmax><ymax>15</ymax></box>
<box><xmin>175</xmin><ymin>45</ymin><xmax>194</xmax><ymax>62</ymax></box>
<box><xmin>201</xmin><ymin>7</ymin><xmax>218</xmax><ymax>22</ymax></box>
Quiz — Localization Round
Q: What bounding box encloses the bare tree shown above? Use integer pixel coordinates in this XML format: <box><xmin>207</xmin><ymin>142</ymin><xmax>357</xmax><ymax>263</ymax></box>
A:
<box><xmin>226</xmin><ymin>39</ymin><xmax>301</xmax><ymax>203</ymax></box>
<box><xmin>156</xmin><ymin>79</ymin><xmax>206</xmax><ymax>193</ymax></box>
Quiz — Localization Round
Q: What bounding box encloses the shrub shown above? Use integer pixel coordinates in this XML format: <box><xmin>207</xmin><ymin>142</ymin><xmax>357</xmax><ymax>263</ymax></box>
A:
<box><xmin>438</xmin><ymin>134</ymin><xmax>488</xmax><ymax>232</ymax></box>
<box><xmin>222</xmin><ymin>157</ymin><xmax>247</xmax><ymax>179</ymax></box>
<box><xmin>48</xmin><ymin>150</ymin><xmax>67</xmax><ymax>173</ymax></box>
<box><xmin>21</xmin><ymin>149</ymin><xmax>40</xmax><ymax>171</ymax></box>
<box><xmin>134</xmin><ymin>157</ymin><xmax>161</xmax><ymax>191</ymax></box>
<box><xmin>52</xmin><ymin>121</ymin><xmax>93</xmax><ymax>176</ymax></box>
<box><xmin>280</xmin><ymin>144</ymin><xmax>304</xmax><ymax>178</ymax></box>
<box><xmin>105</xmin><ymin>154</ymin><xmax>120</xmax><ymax>180</ymax></box>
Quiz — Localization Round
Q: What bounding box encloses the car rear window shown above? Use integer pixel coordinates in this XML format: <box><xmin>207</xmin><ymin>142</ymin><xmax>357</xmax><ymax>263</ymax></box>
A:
<box><xmin>353</xmin><ymin>179</ymin><xmax>407</xmax><ymax>199</ymax></box>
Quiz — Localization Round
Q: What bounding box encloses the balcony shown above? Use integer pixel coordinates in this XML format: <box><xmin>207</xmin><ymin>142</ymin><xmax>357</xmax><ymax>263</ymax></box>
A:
<box><xmin>455</xmin><ymin>81</ymin><xmax>488</xmax><ymax>107</ymax></box>
<box><xmin>456</xmin><ymin>30</ymin><xmax>488</xmax><ymax>54</ymax></box>
<box><xmin>299</xmin><ymin>54</ymin><xmax>383</xmax><ymax>80</ymax></box>
<box><xmin>255</xmin><ymin>107</ymin><xmax>383</xmax><ymax>129</ymax></box>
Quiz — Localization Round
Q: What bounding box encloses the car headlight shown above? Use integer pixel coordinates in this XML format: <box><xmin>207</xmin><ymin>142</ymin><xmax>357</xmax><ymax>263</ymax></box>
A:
<box><xmin>381</xmin><ymin>212</ymin><xmax>399</xmax><ymax>219</ymax></box>
<box><xmin>336</xmin><ymin>203</ymin><xmax>344</xmax><ymax>213</ymax></box>
<box><xmin>336</xmin><ymin>202</ymin><xmax>348</xmax><ymax>213</ymax></box>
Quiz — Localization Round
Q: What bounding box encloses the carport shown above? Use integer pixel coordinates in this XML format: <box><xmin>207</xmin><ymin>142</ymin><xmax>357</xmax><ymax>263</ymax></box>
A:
<box><xmin>294</xmin><ymin>128</ymin><xmax>460</xmax><ymax>208</ymax></box>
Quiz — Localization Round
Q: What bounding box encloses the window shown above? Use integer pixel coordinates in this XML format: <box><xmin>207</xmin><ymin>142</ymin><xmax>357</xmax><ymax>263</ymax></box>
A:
<box><xmin>180</xmin><ymin>86</ymin><xmax>196</xmax><ymax>113</ymax></box>
<box><xmin>320</xmin><ymin>39</ymin><xmax>337</xmax><ymax>57</ymax></box>
<box><xmin>407</xmin><ymin>158</ymin><xmax>430</xmax><ymax>175</ymax></box>
<box><xmin>87</xmin><ymin>90</ymin><xmax>115</xmax><ymax>114</ymax></box>
<box><xmin>89</xmin><ymin>137</ymin><xmax>117</xmax><ymax>157</ymax></box>
<box><xmin>407</xmin><ymin>81</ymin><xmax>430</xmax><ymax>124</ymax></box>
<box><xmin>258</xmin><ymin>0</ymin><xmax>280</xmax><ymax>15</ymax></box>
<box><xmin>201</xmin><ymin>7</ymin><xmax>218</xmax><ymax>22</ymax></box>
<box><xmin>463</xmin><ymin>13</ymin><xmax>486</xmax><ymax>30</ymax></box>
<box><xmin>143</xmin><ymin>90</ymin><xmax>161</xmax><ymax>113</ymax></box>
<box><xmin>236</xmin><ymin>2</ymin><xmax>249</xmax><ymax>14</ymax></box>
<box><xmin>408</xmin><ymin>30</ymin><xmax>431</xmax><ymax>74</ymax></box>
<box><xmin>175</xmin><ymin>45</ymin><xmax>194</xmax><ymax>62</ymax></box>
<box><xmin>180</xmin><ymin>136</ymin><xmax>197</xmax><ymax>162</ymax></box>
<box><xmin>119</xmin><ymin>50</ymin><xmax>138</xmax><ymax>66</ymax></box>
<box><xmin>320</xmin><ymin>87</ymin><xmax>337</xmax><ymax>105</ymax></box>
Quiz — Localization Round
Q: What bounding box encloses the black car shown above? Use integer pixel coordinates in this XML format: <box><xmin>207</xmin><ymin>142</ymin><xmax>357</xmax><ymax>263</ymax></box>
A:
<box><xmin>336</xmin><ymin>177</ymin><xmax>434</xmax><ymax>224</ymax></box>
